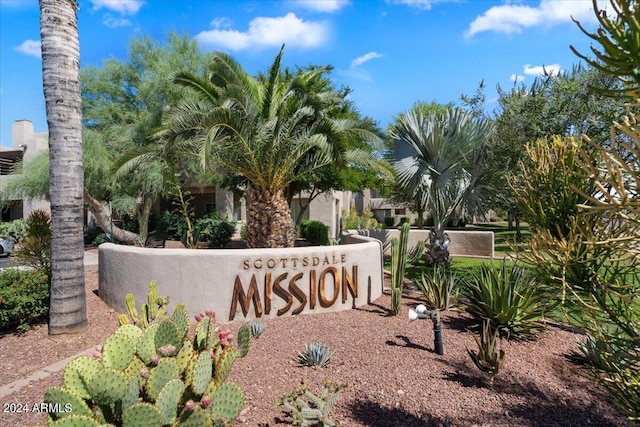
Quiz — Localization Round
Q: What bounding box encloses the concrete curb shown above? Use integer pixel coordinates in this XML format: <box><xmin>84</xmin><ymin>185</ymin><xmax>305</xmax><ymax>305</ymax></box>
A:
<box><xmin>0</xmin><ymin>347</ymin><xmax>97</xmax><ymax>399</ymax></box>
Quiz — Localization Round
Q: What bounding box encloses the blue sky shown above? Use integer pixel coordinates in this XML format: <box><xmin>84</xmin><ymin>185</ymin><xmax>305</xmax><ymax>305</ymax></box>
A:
<box><xmin>0</xmin><ymin>0</ymin><xmax>606</xmax><ymax>148</ymax></box>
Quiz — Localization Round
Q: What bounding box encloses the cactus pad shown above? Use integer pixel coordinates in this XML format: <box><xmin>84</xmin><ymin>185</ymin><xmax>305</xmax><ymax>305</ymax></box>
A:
<box><xmin>175</xmin><ymin>339</ymin><xmax>194</xmax><ymax>373</ymax></box>
<box><xmin>102</xmin><ymin>333</ymin><xmax>135</xmax><ymax>371</ymax></box>
<box><xmin>63</xmin><ymin>356</ymin><xmax>101</xmax><ymax>400</ymax></box>
<box><xmin>146</xmin><ymin>357</ymin><xmax>179</xmax><ymax>402</ymax></box>
<box><xmin>124</xmin><ymin>356</ymin><xmax>147</xmax><ymax>387</ymax></box>
<box><xmin>137</xmin><ymin>323</ymin><xmax>159</xmax><ymax>364</ymax></box>
<box><xmin>214</xmin><ymin>348</ymin><xmax>236</xmax><ymax>384</ymax></box>
<box><xmin>191</xmin><ymin>351</ymin><xmax>213</xmax><ymax>396</ymax></box>
<box><xmin>172</xmin><ymin>306</ymin><xmax>190</xmax><ymax>342</ymax></box>
<box><xmin>44</xmin><ymin>386</ymin><xmax>93</xmax><ymax>420</ymax></box>
<box><xmin>236</xmin><ymin>324</ymin><xmax>251</xmax><ymax>358</ymax></box>
<box><xmin>194</xmin><ymin>316</ymin><xmax>213</xmax><ymax>350</ymax></box>
<box><xmin>50</xmin><ymin>414</ymin><xmax>101</xmax><ymax>427</ymax></box>
<box><xmin>177</xmin><ymin>405</ymin><xmax>214</xmax><ymax>427</ymax></box>
<box><xmin>89</xmin><ymin>367</ymin><xmax>129</xmax><ymax>405</ymax></box>
<box><xmin>155</xmin><ymin>319</ymin><xmax>181</xmax><ymax>355</ymax></box>
<box><xmin>122</xmin><ymin>402</ymin><xmax>162</xmax><ymax>427</ymax></box>
<box><xmin>121</xmin><ymin>375</ymin><xmax>140</xmax><ymax>413</ymax></box>
<box><xmin>156</xmin><ymin>378</ymin><xmax>184</xmax><ymax>425</ymax></box>
<box><xmin>115</xmin><ymin>324</ymin><xmax>143</xmax><ymax>348</ymax></box>
<box><xmin>211</xmin><ymin>382</ymin><xmax>244</xmax><ymax>422</ymax></box>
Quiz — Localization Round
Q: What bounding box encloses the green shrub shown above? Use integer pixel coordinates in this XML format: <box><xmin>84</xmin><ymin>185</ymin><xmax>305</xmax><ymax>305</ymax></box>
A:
<box><xmin>300</xmin><ymin>220</ymin><xmax>329</xmax><ymax>246</ymax></box>
<box><xmin>13</xmin><ymin>209</ymin><xmax>51</xmax><ymax>278</ymax></box>
<box><xmin>384</xmin><ymin>217</ymin><xmax>395</xmax><ymax>227</ymax></box>
<box><xmin>159</xmin><ymin>209</ymin><xmax>190</xmax><ymax>241</ymax></box>
<box><xmin>342</xmin><ymin>208</ymin><xmax>380</xmax><ymax>230</ymax></box>
<box><xmin>0</xmin><ymin>269</ymin><xmax>49</xmax><ymax>332</ymax></box>
<box><xmin>84</xmin><ymin>227</ymin><xmax>103</xmax><ymax>245</ymax></box>
<box><xmin>462</xmin><ymin>259</ymin><xmax>547</xmax><ymax>340</ymax></box>
<box><xmin>194</xmin><ymin>213</ymin><xmax>236</xmax><ymax>248</ymax></box>
<box><xmin>0</xmin><ymin>219</ymin><xmax>27</xmax><ymax>241</ymax></box>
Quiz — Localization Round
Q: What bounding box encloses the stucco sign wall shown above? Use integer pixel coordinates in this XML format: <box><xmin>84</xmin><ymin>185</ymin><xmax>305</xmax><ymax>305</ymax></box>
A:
<box><xmin>98</xmin><ymin>237</ymin><xmax>383</xmax><ymax>323</ymax></box>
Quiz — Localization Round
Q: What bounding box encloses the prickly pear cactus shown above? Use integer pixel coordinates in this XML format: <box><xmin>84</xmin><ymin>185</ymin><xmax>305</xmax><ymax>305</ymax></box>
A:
<box><xmin>119</xmin><ymin>280</ymin><xmax>170</xmax><ymax>328</ymax></box>
<box><xmin>43</xmin><ymin>282</ymin><xmax>249</xmax><ymax>426</ymax></box>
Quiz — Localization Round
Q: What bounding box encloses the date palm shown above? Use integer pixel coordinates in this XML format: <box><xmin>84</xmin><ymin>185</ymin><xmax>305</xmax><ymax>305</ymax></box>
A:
<box><xmin>39</xmin><ymin>0</ymin><xmax>87</xmax><ymax>334</ymax></box>
<box><xmin>158</xmin><ymin>47</ymin><xmax>381</xmax><ymax>247</ymax></box>
<box><xmin>390</xmin><ymin>108</ymin><xmax>491</xmax><ymax>266</ymax></box>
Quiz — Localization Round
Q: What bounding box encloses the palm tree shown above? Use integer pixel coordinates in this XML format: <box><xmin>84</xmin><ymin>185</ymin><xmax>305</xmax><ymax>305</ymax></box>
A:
<box><xmin>390</xmin><ymin>108</ymin><xmax>491</xmax><ymax>266</ymax></box>
<box><xmin>158</xmin><ymin>46</ymin><xmax>382</xmax><ymax>248</ymax></box>
<box><xmin>39</xmin><ymin>0</ymin><xmax>87</xmax><ymax>334</ymax></box>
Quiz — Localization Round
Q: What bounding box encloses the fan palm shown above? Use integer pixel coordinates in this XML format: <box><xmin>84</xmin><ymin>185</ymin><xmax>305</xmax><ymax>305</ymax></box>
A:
<box><xmin>157</xmin><ymin>46</ymin><xmax>382</xmax><ymax>248</ymax></box>
<box><xmin>390</xmin><ymin>108</ymin><xmax>491</xmax><ymax>266</ymax></box>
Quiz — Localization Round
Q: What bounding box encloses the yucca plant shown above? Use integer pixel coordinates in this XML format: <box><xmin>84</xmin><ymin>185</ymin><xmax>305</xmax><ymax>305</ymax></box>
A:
<box><xmin>415</xmin><ymin>266</ymin><xmax>460</xmax><ymax>311</ymax></box>
<box><xmin>298</xmin><ymin>343</ymin><xmax>333</xmax><ymax>368</ymax></box>
<box><xmin>468</xmin><ymin>319</ymin><xmax>506</xmax><ymax>386</ymax></box>
<box><xmin>462</xmin><ymin>259</ymin><xmax>547</xmax><ymax>340</ymax></box>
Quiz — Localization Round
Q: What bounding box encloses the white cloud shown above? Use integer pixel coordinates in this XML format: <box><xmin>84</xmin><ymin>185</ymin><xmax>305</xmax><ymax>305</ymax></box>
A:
<box><xmin>196</xmin><ymin>13</ymin><xmax>329</xmax><ymax>51</ymax></box>
<box><xmin>510</xmin><ymin>74</ymin><xmax>525</xmax><ymax>83</ymax></box>
<box><xmin>14</xmin><ymin>40</ymin><xmax>41</xmax><ymax>58</ymax></box>
<box><xmin>210</xmin><ymin>17</ymin><xmax>233</xmax><ymax>29</ymax></box>
<box><xmin>523</xmin><ymin>63</ymin><xmax>562</xmax><ymax>77</ymax></box>
<box><xmin>89</xmin><ymin>0</ymin><xmax>144</xmax><ymax>15</ymax></box>
<box><xmin>466</xmin><ymin>0</ymin><xmax>606</xmax><ymax>37</ymax></box>
<box><xmin>386</xmin><ymin>0</ymin><xmax>457</xmax><ymax>10</ymax></box>
<box><xmin>291</xmin><ymin>0</ymin><xmax>349</xmax><ymax>12</ymax></box>
<box><xmin>102</xmin><ymin>15</ymin><xmax>132</xmax><ymax>28</ymax></box>
<box><xmin>351</xmin><ymin>51</ymin><xmax>384</xmax><ymax>68</ymax></box>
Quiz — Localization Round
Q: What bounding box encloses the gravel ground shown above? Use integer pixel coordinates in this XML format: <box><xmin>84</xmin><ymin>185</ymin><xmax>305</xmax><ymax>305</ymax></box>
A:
<box><xmin>0</xmin><ymin>267</ymin><xmax>629</xmax><ymax>426</ymax></box>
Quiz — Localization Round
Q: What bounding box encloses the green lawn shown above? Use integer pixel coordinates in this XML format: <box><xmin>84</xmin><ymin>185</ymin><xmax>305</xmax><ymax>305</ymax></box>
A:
<box><xmin>465</xmin><ymin>221</ymin><xmax>531</xmax><ymax>256</ymax></box>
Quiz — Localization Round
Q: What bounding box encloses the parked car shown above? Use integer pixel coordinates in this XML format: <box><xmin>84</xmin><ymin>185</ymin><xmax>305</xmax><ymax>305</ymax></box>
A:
<box><xmin>0</xmin><ymin>236</ymin><xmax>15</xmax><ymax>257</ymax></box>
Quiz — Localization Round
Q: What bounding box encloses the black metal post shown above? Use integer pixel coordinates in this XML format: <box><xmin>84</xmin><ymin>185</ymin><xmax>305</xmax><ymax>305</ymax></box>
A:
<box><xmin>433</xmin><ymin>321</ymin><xmax>444</xmax><ymax>355</ymax></box>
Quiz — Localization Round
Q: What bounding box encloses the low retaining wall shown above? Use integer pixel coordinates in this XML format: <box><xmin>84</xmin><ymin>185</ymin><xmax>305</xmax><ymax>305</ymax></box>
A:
<box><xmin>347</xmin><ymin>228</ymin><xmax>494</xmax><ymax>258</ymax></box>
<box><xmin>98</xmin><ymin>236</ymin><xmax>383</xmax><ymax>324</ymax></box>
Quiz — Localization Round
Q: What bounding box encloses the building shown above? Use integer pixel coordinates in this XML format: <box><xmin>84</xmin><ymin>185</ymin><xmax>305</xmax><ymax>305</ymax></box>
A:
<box><xmin>0</xmin><ymin>120</ymin><xmax>50</xmax><ymax>222</ymax></box>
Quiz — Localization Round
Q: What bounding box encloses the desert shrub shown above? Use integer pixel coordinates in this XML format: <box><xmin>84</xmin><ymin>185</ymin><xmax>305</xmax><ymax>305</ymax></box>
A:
<box><xmin>194</xmin><ymin>212</ymin><xmax>236</xmax><ymax>248</ymax></box>
<box><xmin>462</xmin><ymin>259</ymin><xmax>547</xmax><ymax>340</ymax></box>
<box><xmin>0</xmin><ymin>269</ymin><xmax>49</xmax><ymax>332</ymax></box>
<box><xmin>342</xmin><ymin>208</ymin><xmax>380</xmax><ymax>230</ymax></box>
<box><xmin>399</xmin><ymin>217</ymin><xmax>410</xmax><ymax>225</ymax></box>
<box><xmin>384</xmin><ymin>216</ymin><xmax>395</xmax><ymax>227</ymax></box>
<box><xmin>13</xmin><ymin>209</ymin><xmax>51</xmax><ymax>278</ymax></box>
<box><xmin>300</xmin><ymin>220</ymin><xmax>329</xmax><ymax>246</ymax></box>
<box><xmin>0</xmin><ymin>219</ymin><xmax>27</xmax><ymax>241</ymax></box>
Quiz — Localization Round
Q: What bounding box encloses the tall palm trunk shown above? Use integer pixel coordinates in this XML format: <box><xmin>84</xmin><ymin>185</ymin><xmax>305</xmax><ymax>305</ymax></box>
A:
<box><xmin>246</xmin><ymin>186</ymin><xmax>295</xmax><ymax>248</ymax></box>
<box><xmin>40</xmin><ymin>0</ymin><xmax>87</xmax><ymax>335</ymax></box>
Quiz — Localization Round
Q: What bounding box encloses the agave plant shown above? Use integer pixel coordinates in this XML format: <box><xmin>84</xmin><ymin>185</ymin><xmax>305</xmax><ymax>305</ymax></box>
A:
<box><xmin>468</xmin><ymin>319</ymin><xmax>505</xmax><ymax>386</ymax></box>
<box><xmin>415</xmin><ymin>266</ymin><xmax>460</xmax><ymax>311</ymax></box>
<box><xmin>298</xmin><ymin>343</ymin><xmax>333</xmax><ymax>368</ymax></box>
<box><xmin>462</xmin><ymin>259</ymin><xmax>547</xmax><ymax>340</ymax></box>
<box><xmin>249</xmin><ymin>320</ymin><xmax>266</xmax><ymax>339</ymax></box>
